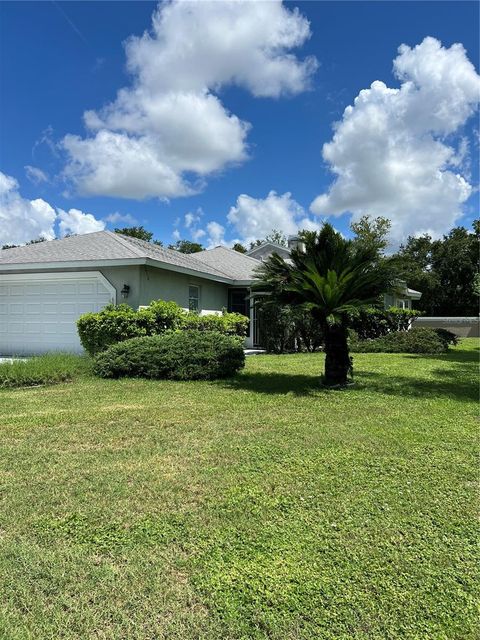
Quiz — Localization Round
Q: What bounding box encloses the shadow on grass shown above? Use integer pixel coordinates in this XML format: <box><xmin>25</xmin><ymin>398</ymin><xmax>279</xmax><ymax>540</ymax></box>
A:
<box><xmin>219</xmin><ymin>352</ymin><xmax>478</xmax><ymax>403</ymax></box>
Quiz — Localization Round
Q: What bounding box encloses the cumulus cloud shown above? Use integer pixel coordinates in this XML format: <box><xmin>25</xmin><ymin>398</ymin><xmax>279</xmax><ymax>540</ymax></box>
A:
<box><xmin>62</xmin><ymin>0</ymin><xmax>316</xmax><ymax>200</ymax></box>
<box><xmin>227</xmin><ymin>190</ymin><xmax>320</xmax><ymax>245</ymax></box>
<box><xmin>57</xmin><ymin>208</ymin><xmax>106</xmax><ymax>237</ymax></box>
<box><xmin>0</xmin><ymin>171</ymin><xmax>106</xmax><ymax>245</ymax></box>
<box><xmin>24</xmin><ymin>165</ymin><xmax>49</xmax><ymax>185</ymax></box>
<box><xmin>310</xmin><ymin>37</ymin><xmax>480</xmax><ymax>245</ymax></box>
<box><xmin>0</xmin><ymin>171</ymin><xmax>56</xmax><ymax>245</ymax></box>
<box><xmin>104</xmin><ymin>212</ymin><xmax>139</xmax><ymax>225</ymax></box>
<box><xmin>205</xmin><ymin>221</ymin><xmax>226</xmax><ymax>248</ymax></box>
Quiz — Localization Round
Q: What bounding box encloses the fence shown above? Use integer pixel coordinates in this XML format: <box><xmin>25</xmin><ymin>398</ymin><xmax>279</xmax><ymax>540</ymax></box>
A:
<box><xmin>412</xmin><ymin>317</ymin><xmax>479</xmax><ymax>338</ymax></box>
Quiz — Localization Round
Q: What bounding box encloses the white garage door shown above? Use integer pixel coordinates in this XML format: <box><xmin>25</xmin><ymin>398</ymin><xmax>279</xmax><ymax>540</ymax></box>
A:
<box><xmin>0</xmin><ymin>272</ymin><xmax>115</xmax><ymax>355</ymax></box>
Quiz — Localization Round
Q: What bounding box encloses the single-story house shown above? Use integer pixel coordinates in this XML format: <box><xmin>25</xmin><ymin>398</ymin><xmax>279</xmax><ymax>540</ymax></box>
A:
<box><xmin>0</xmin><ymin>231</ymin><xmax>263</xmax><ymax>355</ymax></box>
<box><xmin>0</xmin><ymin>232</ymin><xmax>421</xmax><ymax>355</ymax></box>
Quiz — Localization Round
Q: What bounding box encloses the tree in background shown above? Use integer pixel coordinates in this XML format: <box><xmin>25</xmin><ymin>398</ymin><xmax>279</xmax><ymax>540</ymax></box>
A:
<box><xmin>114</xmin><ymin>226</ymin><xmax>163</xmax><ymax>246</ymax></box>
<box><xmin>232</xmin><ymin>242</ymin><xmax>247</xmax><ymax>253</ymax></box>
<box><xmin>168</xmin><ymin>239</ymin><xmax>204</xmax><ymax>254</ymax></box>
<box><xmin>390</xmin><ymin>220</ymin><xmax>479</xmax><ymax>316</ymax></box>
<box><xmin>254</xmin><ymin>223</ymin><xmax>393</xmax><ymax>387</ymax></box>
<box><xmin>2</xmin><ymin>237</ymin><xmax>47</xmax><ymax>250</ymax></box>
<box><xmin>350</xmin><ymin>216</ymin><xmax>391</xmax><ymax>256</ymax></box>
<box><xmin>249</xmin><ymin>229</ymin><xmax>288</xmax><ymax>249</ymax></box>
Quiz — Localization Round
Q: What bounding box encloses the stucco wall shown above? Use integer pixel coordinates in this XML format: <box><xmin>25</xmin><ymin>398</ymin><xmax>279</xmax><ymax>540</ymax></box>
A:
<box><xmin>99</xmin><ymin>265</ymin><xmax>142</xmax><ymax>308</ymax></box>
<box><xmin>137</xmin><ymin>265</ymin><xmax>228</xmax><ymax>312</ymax></box>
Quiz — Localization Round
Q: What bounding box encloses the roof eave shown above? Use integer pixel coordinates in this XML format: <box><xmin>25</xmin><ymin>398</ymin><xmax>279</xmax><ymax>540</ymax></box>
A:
<box><xmin>0</xmin><ymin>257</ymin><xmax>148</xmax><ymax>271</ymax></box>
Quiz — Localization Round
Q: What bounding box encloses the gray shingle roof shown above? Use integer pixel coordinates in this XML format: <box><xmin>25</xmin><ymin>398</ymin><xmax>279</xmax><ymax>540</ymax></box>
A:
<box><xmin>193</xmin><ymin>246</ymin><xmax>261</xmax><ymax>281</ymax></box>
<box><xmin>0</xmin><ymin>231</ymin><xmax>256</xmax><ymax>282</ymax></box>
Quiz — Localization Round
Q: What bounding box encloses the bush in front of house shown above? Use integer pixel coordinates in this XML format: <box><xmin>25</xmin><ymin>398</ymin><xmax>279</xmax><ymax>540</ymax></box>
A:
<box><xmin>255</xmin><ymin>301</ymin><xmax>323</xmax><ymax>354</ymax></box>
<box><xmin>77</xmin><ymin>300</ymin><xmax>249</xmax><ymax>355</ymax></box>
<box><xmin>92</xmin><ymin>330</ymin><xmax>245</xmax><ymax>381</ymax></box>
<box><xmin>143</xmin><ymin>300</ymin><xmax>186</xmax><ymax>333</ymax></box>
<box><xmin>180</xmin><ymin>311</ymin><xmax>249</xmax><ymax>338</ymax></box>
<box><xmin>0</xmin><ymin>353</ymin><xmax>92</xmax><ymax>388</ymax></box>
<box><xmin>350</xmin><ymin>327</ymin><xmax>448</xmax><ymax>354</ymax></box>
<box><xmin>77</xmin><ymin>304</ymin><xmax>154</xmax><ymax>356</ymax></box>
<box><xmin>348</xmin><ymin>306</ymin><xmax>421</xmax><ymax>341</ymax></box>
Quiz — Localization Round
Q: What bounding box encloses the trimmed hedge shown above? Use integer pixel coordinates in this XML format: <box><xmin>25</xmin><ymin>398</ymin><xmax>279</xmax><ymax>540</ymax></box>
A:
<box><xmin>93</xmin><ymin>331</ymin><xmax>245</xmax><ymax>380</ymax></box>
<box><xmin>350</xmin><ymin>327</ymin><xmax>448</xmax><ymax>354</ymax></box>
<box><xmin>78</xmin><ymin>300</ymin><xmax>249</xmax><ymax>356</ymax></box>
<box><xmin>348</xmin><ymin>306</ymin><xmax>421</xmax><ymax>341</ymax></box>
<box><xmin>180</xmin><ymin>312</ymin><xmax>249</xmax><ymax>337</ymax></box>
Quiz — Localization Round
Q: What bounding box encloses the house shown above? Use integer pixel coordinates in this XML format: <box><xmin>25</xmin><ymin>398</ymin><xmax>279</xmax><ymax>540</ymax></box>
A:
<box><xmin>384</xmin><ymin>281</ymin><xmax>422</xmax><ymax>310</ymax></box>
<box><xmin>0</xmin><ymin>232</ymin><xmax>421</xmax><ymax>355</ymax></box>
<box><xmin>0</xmin><ymin>231</ymin><xmax>262</xmax><ymax>355</ymax></box>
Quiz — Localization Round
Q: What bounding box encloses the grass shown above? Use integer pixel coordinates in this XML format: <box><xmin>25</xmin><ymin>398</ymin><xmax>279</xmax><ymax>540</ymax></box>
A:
<box><xmin>0</xmin><ymin>339</ymin><xmax>478</xmax><ymax>639</ymax></box>
<box><xmin>0</xmin><ymin>353</ymin><xmax>91</xmax><ymax>388</ymax></box>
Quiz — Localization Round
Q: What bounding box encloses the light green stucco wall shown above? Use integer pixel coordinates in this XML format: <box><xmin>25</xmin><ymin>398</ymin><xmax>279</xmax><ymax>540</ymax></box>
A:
<box><xmin>136</xmin><ymin>265</ymin><xmax>229</xmax><ymax>311</ymax></box>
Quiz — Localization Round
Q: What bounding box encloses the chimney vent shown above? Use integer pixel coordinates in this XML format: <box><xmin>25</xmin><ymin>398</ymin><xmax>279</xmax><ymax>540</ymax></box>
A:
<box><xmin>287</xmin><ymin>235</ymin><xmax>305</xmax><ymax>253</ymax></box>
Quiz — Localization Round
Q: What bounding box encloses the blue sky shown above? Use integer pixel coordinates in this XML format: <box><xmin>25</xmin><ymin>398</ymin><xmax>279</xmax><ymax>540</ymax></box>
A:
<box><xmin>0</xmin><ymin>0</ymin><xmax>478</xmax><ymax>249</ymax></box>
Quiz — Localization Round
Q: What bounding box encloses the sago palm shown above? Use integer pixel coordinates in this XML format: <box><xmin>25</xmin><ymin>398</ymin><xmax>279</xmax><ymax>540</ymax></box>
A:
<box><xmin>253</xmin><ymin>223</ymin><xmax>393</xmax><ymax>387</ymax></box>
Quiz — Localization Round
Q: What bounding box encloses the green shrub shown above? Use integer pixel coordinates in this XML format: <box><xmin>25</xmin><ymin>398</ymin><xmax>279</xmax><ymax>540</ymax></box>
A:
<box><xmin>350</xmin><ymin>328</ymin><xmax>448</xmax><ymax>354</ymax></box>
<box><xmin>77</xmin><ymin>304</ymin><xmax>151</xmax><ymax>356</ymax></box>
<box><xmin>93</xmin><ymin>331</ymin><xmax>245</xmax><ymax>380</ymax></box>
<box><xmin>181</xmin><ymin>312</ymin><xmax>249</xmax><ymax>338</ymax></box>
<box><xmin>0</xmin><ymin>354</ymin><xmax>92</xmax><ymax>388</ymax></box>
<box><xmin>256</xmin><ymin>301</ymin><xmax>323</xmax><ymax>353</ymax></box>
<box><xmin>349</xmin><ymin>306</ymin><xmax>421</xmax><ymax>340</ymax></box>
<box><xmin>143</xmin><ymin>300</ymin><xmax>186</xmax><ymax>333</ymax></box>
<box><xmin>77</xmin><ymin>300</ymin><xmax>248</xmax><ymax>356</ymax></box>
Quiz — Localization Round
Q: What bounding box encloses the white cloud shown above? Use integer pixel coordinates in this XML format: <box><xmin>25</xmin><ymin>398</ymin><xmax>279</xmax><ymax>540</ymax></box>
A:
<box><xmin>24</xmin><ymin>165</ymin><xmax>49</xmax><ymax>185</ymax></box>
<box><xmin>0</xmin><ymin>171</ymin><xmax>56</xmax><ymax>245</ymax></box>
<box><xmin>0</xmin><ymin>171</ymin><xmax>107</xmax><ymax>245</ymax></box>
<box><xmin>227</xmin><ymin>190</ymin><xmax>319</xmax><ymax>245</ymax></box>
<box><xmin>184</xmin><ymin>209</ymin><xmax>203</xmax><ymax>229</ymax></box>
<box><xmin>311</xmin><ymin>37</ymin><xmax>480</xmax><ymax>245</ymax></box>
<box><xmin>57</xmin><ymin>208</ymin><xmax>106</xmax><ymax>237</ymax></box>
<box><xmin>205</xmin><ymin>221</ymin><xmax>226</xmax><ymax>248</ymax></box>
<box><xmin>104</xmin><ymin>212</ymin><xmax>139</xmax><ymax>225</ymax></box>
<box><xmin>192</xmin><ymin>228</ymin><xmax>206</xmax><ymax>243</ymax></box>
<box><xmin>62</xmin><ymin>0</ymin><xmax>316</xmax><ymax>200</ymax></box>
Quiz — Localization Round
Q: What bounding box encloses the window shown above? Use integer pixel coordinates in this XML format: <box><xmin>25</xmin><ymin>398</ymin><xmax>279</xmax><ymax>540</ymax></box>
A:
<box><xmin>228</xmin><ymin>288</ymin><xmax>249</xmax><ymax>317</ymax></box>
<box><xmin>188</xmin><ymin>285</ymin><xmax>200</xmax><ymax>312</ymax></box>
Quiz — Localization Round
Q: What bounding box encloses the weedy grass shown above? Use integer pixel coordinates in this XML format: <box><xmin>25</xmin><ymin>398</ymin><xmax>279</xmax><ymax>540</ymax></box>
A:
<box><xmin>0</xmin><ymin>353</ymin><xmax>92</xmax><ymax>388</ymax></box>
<box><xmin>0</xmin><ymin>339</ymin><xmax>478</xmax><ymax>639</ymax></box>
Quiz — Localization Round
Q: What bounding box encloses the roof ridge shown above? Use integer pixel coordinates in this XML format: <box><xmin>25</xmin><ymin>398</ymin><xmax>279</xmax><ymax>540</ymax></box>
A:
<box><xmin>106</xmin><ymin>231</ymin><xmax>146</xmax><ymax>257</ymax></box>
<box><xmin>211</xmin><ymin>245</ymin><xmax>264</xmax><ymax>264</ymax></box>
<box><xmin>116</xmin><ymin>233</ymin><xmax>233</xmax><ymax>279</ymax></box>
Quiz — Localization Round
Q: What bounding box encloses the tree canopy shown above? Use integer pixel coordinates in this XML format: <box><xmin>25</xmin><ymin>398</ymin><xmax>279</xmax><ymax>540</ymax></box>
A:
<box><xmin>168</xmin><ymin>239</ymin><xmax>204</xmax><ymax>254</ymax></box>
<box><xmin>114</xmin><ymin>226</ymin><xmax>163</xmax><ymax>245</ymax></box>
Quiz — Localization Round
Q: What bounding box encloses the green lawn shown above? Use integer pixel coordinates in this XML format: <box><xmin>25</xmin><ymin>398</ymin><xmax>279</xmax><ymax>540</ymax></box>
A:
<box><xmin>0</xmin><ymin>340</ymin><xmax>478</xmax><ymax>639</ymax></box>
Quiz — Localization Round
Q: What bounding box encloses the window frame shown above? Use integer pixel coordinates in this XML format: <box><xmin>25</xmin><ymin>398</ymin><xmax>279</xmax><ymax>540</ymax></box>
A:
<box><xmin>188</xmin><ymin>284</ymin><xmax>201</xmax><ymax>312</ymax></box>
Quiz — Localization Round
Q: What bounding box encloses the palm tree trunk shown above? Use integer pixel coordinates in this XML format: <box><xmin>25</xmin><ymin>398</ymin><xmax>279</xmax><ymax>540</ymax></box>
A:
<box><xmin>323</xmin><ymin>323</ymin><xmax>351</xmax><ymax>387</ymax></box>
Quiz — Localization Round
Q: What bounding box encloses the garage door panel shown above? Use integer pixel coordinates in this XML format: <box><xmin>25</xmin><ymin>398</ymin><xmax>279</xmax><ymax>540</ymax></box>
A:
<box><xmin>9</xmin><ymin>285</ymin><xmax>25</xmax><ymax>296</ymax></box>
<box><xmin>0</xmin><ymin>274</ymin><xmax>115</xmax><ymax>355</ymax></box>
<box><xmin>60</xmin><ymin>283</ymin><xmax>76</xmax><ymax>294</ymax></box>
